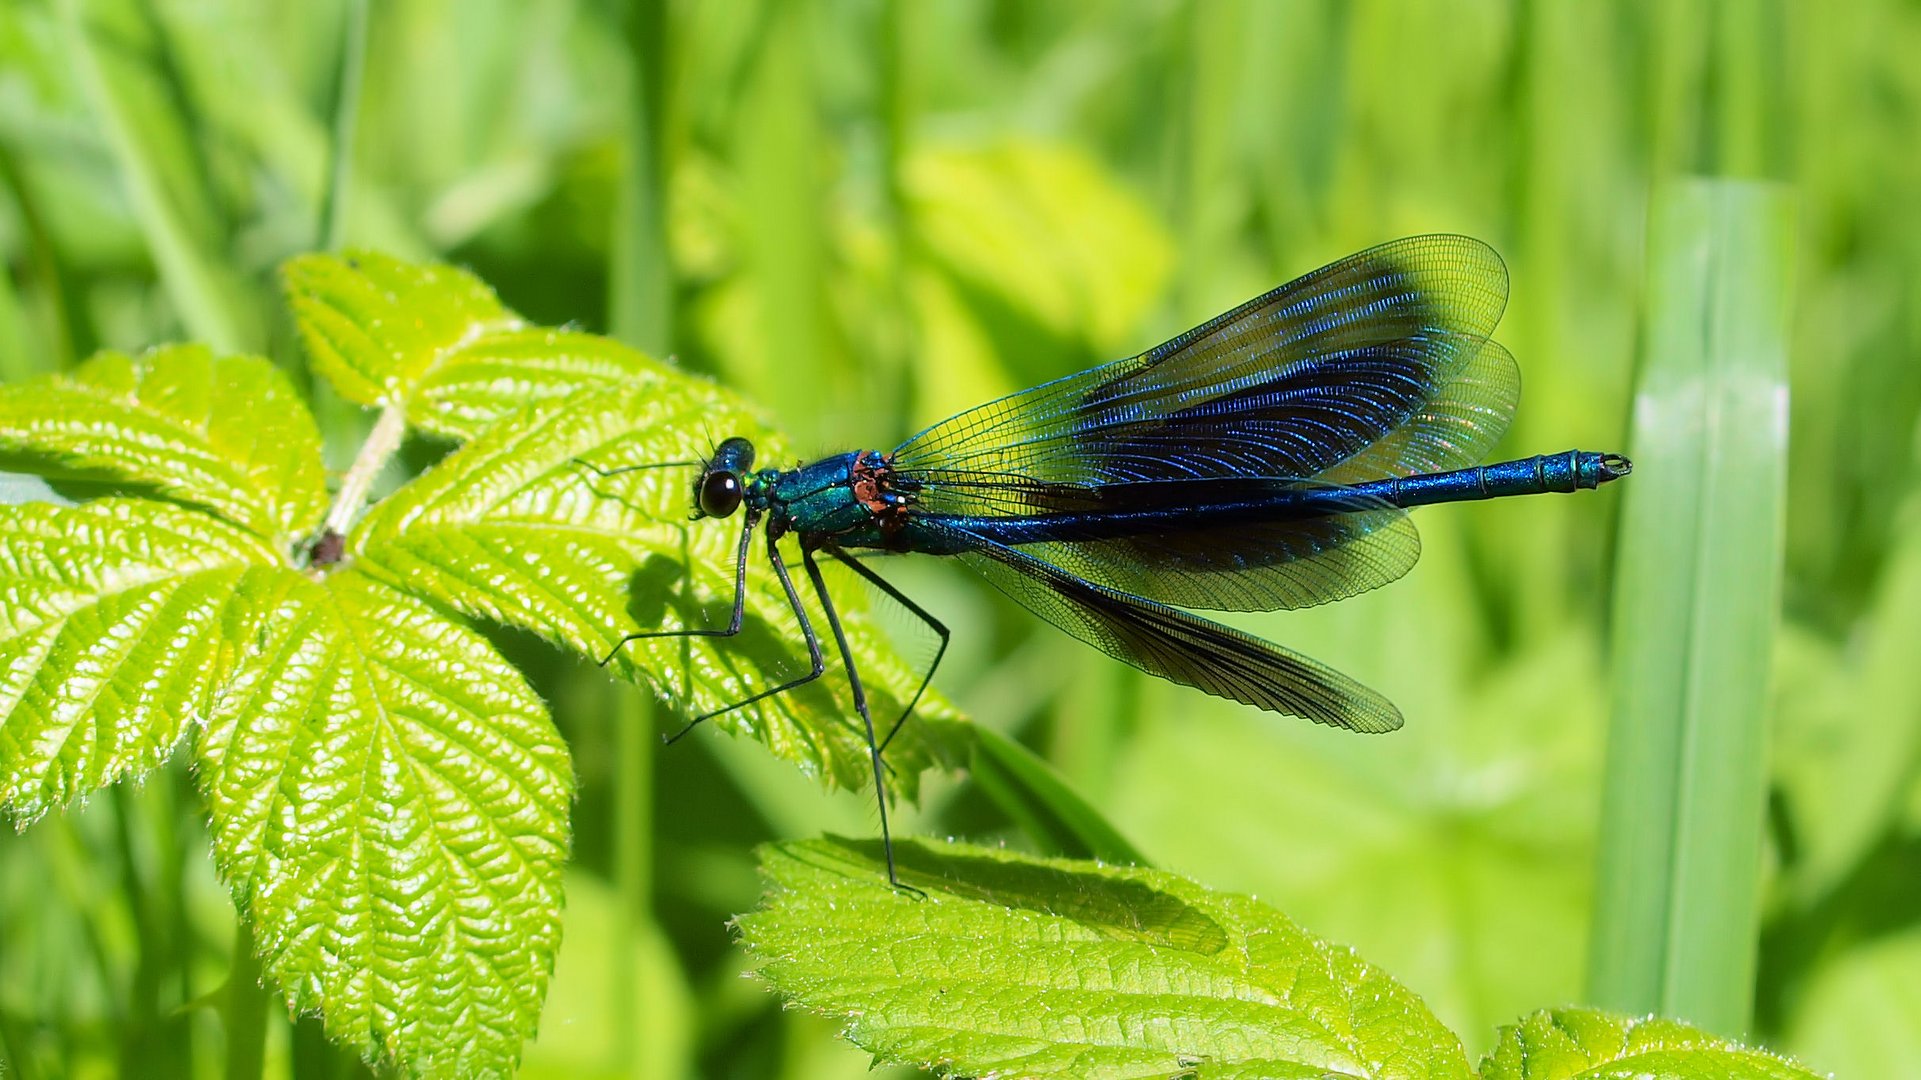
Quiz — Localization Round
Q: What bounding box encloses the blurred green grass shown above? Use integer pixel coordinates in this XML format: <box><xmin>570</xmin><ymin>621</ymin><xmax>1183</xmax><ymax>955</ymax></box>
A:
<box><xmin>1</xmin><ymin>1</ymin><xmax>1917</xmax><ymax>1077</ymax></box>
<box><xmin>1590</xmin><ymin>178</ymin><xmax>1792</xmax><ymax>1034</ymax></box>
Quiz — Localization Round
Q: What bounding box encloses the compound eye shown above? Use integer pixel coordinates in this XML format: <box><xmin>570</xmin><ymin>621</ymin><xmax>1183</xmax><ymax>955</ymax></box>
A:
<box><xmin>698</xmin><ymin>471</ymin><xmax>743</xmax><ymax>518</ymax></box>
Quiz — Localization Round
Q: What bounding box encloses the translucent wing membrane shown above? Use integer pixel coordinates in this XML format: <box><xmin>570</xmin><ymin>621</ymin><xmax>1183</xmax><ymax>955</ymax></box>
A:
<box><xmin>892</xmin><ymin>234</ymin><xmax>1510</xmax><ymax>510</ymax></box>
<box><xmin>1011</xmin><ymin>485</ymin><xmax>1421</xmax><ymax>612</ymax></box>
<box><xmin>1318</xmin><ymin>339</ymin><xmax>1520</xmax><ymax>485</ymax></box>
<box><xmin>952</xmin><ymin>531</ymin><xmax>1402</xmax><ymax>733</ymax></box>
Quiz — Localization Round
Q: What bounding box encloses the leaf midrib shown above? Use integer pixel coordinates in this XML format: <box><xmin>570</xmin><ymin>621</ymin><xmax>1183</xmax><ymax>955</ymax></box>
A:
<box><xmin>827</xmin><ymin>987</ymin><xmax>1376</xmax><ymax>1077</ymax></box>
<box><xmin>38</xmin><ymin>572</ymin><xmax>232</xmax><ymax>782</ymax></box>
<box><xmin>323</xmin><ymin>578</ymin><xmax>556</xmax><ymax>1005</ymax></box>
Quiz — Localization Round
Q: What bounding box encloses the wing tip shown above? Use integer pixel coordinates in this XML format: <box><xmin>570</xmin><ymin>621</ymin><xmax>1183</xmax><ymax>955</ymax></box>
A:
<box><xmin>1288</xmin><ymin>695</ymin><xmax>1404</xmax><ymax>734</ymax></box>
<box><xmin>1366</xmin><ymin>709</ymin><xmax>1406</xmax><ymax>734</ymax></box>
<box><xmin>1326</xmin><ymin>708</ymin><xmax>1405</xmax><ymax>735</ymax></box>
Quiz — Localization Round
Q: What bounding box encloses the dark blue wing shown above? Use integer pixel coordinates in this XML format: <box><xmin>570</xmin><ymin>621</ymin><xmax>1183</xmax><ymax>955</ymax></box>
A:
<box><xmin>948</xmin><ymin>529</ymin><xmax>1402</xmax><ymax>733</ymax></box>
<box><xmin>891</xmin><ymin>234</ymin><xmax>1514</xmax><ymax>512</ymax></box>
<box><xmin>888</xmin><ymin>236</ymin><xmax>1518</xmax><ymax>612</ymax></box>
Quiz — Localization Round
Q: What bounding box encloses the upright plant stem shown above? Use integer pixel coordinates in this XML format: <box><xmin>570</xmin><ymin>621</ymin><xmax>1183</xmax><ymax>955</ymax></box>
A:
<box><xmin>224</xmin><ymin>922</ymin><xmax>268</xmax><ymax>1080</ymax></box>
<box><xmin>320</xmin><ymin>0</ymin><xmax>371</xmax><ymax>252</ymax></box>
<box><xmin>609</xmin><ymin>0</ymin><xmax>673</xmax><ymax>353</ymax></box>
<box><xmin>0</xmin><ymin>254</ymin><xmax>33</xmax><ymax>383</ymax></box>
<box><xmin>613</xmin><ymin>687</ymin><xmax>652</xmax><ymax>1077</ymax></box>
<box><xmin>0</xmin><ymin>153</ymin><xmax>40</xmax><ymax>378</ymax></box>
<box><xmin>1587</xmin><ymin>179</ymin><xmax>1793</xmax><ymax>1036</ymax></box>
<box><xmin>110</xmin><ymin>785</ymin><xmax>169</xmax><ymax>1076</ymax></box>
<box><xmin>0</xmin><ymin>1005</ymin><xmax>42</xmax><ymax>1080</ymax></box>
<box><xmin>608</xmin><ymin>8</ymin><xmax>678</xmax><ymax>1076</ymax></box>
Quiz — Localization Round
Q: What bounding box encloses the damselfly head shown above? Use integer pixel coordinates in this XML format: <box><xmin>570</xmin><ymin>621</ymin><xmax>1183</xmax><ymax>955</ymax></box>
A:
<box><xmin>693</xmin><ymin>436</ymin><xmax>756</xmax><ymax>519</ymax></box>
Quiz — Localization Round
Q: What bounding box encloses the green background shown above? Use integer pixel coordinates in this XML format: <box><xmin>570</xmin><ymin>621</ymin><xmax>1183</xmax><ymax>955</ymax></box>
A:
<box><xmin>0</xmin><ymin>1</ymin><xmax>1916</xmax><ymax>1077</ymax></box>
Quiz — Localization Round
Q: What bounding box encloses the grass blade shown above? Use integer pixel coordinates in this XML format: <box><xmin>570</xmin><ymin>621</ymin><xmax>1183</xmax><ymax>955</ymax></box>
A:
<box><xmin>55</xmin><ymin>0</ymin><xmax>253</xmax><ymax>352</ymax></box>
<box><xmin>319</xmin><ymin>0</ymin><xmax>370</xmax><ymax>252</ymax></box>
<box><xmin>0</xmin><ymin>147</ymin><xmax>77</xmax><ymax>372</ymax></box>
<box><xmin>731</xmin><ymin>1</ymin><xmax>836</xmax><ymax>445</ymax></box>
<box><xmin>1587</xmin><ymin>178</ymin><xmax>1794</xmax><ymax>1036</ymax></box>
<box><xmin>223</xmin><ymin>922</ymin><xmax>268</xmax><ymax>1080</ymax></box>
<box><xmin>608</xmin><ymin>0</ymin><xmax>675</xmax><ymax>354</ymax></box>
<box><xmin>1171</xmin><ymin>0</ymin><xmax>1244</xmax><ymax>322</ymax></box>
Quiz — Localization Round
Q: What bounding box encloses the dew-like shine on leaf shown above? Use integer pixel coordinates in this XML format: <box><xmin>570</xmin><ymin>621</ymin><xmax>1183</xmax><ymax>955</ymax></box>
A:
<box><xmin>0</xmin><ymin>344</ymin><xmax>328</xmax><ymax>543</ymax></box>
<box><xmin>0</xmin><ymin>480</ymin><xmax>576</xmax><ymax>1078</ymax></box>
<box><xmin>0</xmin><ymin>498</ymin><xmax>276</xmax><ymax>818</ymax></box>
<box><xmin>199</xmin><ymin>566</ymin><xmax>573</xmax><ymax>1078</ymax></box>
<box><xmin>739</xmin><ymin>836</ymin><xmax>1471</xmax><ymax>1080</ymax></box>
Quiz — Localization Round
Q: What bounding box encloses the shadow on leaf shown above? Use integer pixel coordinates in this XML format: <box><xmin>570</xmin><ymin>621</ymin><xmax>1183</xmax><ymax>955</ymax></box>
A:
<box><xmin>808</xmin><ymin>835</ymin><xmax>1229</xmax><ymax>954</ymax></box>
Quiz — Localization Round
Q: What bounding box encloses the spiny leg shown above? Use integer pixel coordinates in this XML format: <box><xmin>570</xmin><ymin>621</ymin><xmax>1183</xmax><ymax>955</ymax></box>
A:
<box><xmin>664</xmin><ymin>528</ymin><xmax>826</xmax><ymax>744</ymax></box>
<box><xmin>804</xmin><ymin>547</ymin><xmax>922</xmax><ymax>897</ymax></box>
<box><xmin>826</xmin><ymin>548</ymin><xmax>949</xmax><ymax>756</ymax></box>
<box><xmin>598</xmin><ymin>512</ymin><xmax>757</xmax><ymax>666</ymax></box>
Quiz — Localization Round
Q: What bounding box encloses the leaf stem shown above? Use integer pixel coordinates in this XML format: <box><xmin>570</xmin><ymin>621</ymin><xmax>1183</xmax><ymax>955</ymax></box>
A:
<box><xmin>324</xmin><ymin>404</ymin><xmax>406</xmax><ymax>537</ymax></box>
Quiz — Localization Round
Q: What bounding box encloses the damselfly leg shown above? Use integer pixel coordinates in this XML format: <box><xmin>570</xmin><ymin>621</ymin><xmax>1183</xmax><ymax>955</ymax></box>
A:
<box><xmin>597</xmin><ymin>513</ymin><xmax>756</xmax><ymax>666</ymax></box>
<box><xmin>826</xmin><ymin>549</ymin><xmax>949</xmax><ymax>756</ymax></box>
<box><xmin>805</xmin><ymin>547</ymin><xmax>923</xmax><ymax>897</ymax></box>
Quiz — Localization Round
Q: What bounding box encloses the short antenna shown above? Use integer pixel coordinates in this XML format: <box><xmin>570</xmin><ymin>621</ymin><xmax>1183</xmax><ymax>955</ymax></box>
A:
<box><xmin>571</xmin><ymin>457</ymin><xmax>702</xmax><ymax>479</ymax></box>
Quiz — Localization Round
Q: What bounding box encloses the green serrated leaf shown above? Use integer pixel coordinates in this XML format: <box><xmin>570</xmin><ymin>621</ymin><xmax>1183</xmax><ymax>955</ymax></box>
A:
<box><xmin>738</xmin><ymin>836</ymin><xmax>1470</xmax><ymax>1080</ymax></box>
<box><xmin>1479</xmin><ymin>1008</ymin><xmax>1824</xmax><ymax>1080</ymax></box>
<box><xmin>0</xmin><ymin>345</ymin><xmax>329</xmax><ymax>543</ymax></box>
<box><xmin>282</xmin><ymin>252</ymin><xmax>514</xmax><ymax>408</ymax></box>
<box><xmin>411</xmin><ymin>329</ymin><xmax>669</xmax><ymax>442</ymax></box>
<box><xmin>283</xmin><ymin>251</ymin><xmax>658</xmax><ymax>439</ymax></box>
<box><xmin>353</xmin><ymin>381</ymin><xmax>965</xmax><ymax>796</ymax></box>
<box><xmin>0</xmin><ymin>499</ymin><xmax>276</xmax><ymax>819</ymax></box>
<box><xmin>197</xmin><ymin>566</ymin><xmax>572</xmax><ymax>1079</ymax></box>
